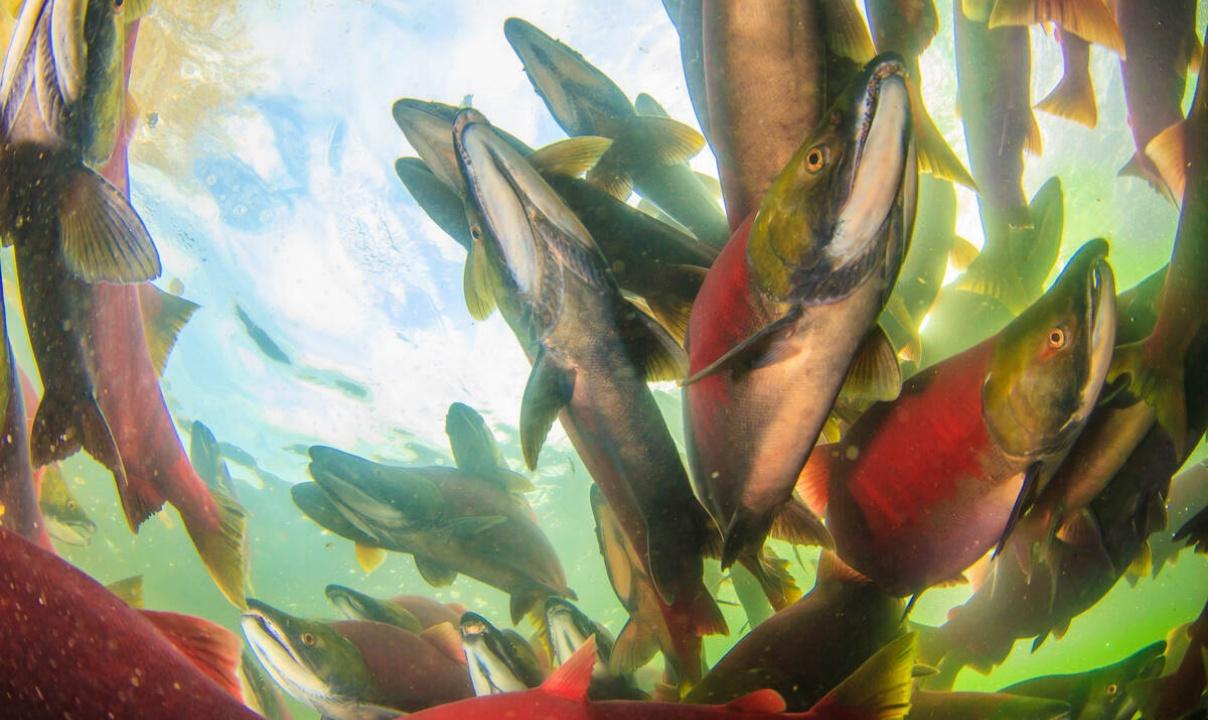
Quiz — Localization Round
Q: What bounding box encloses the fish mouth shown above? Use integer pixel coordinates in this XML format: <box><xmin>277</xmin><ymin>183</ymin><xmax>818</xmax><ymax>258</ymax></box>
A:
<box><xmin>455</xmin><ymin>109</ymin><xmax>593</xmax><ymax>296</ymax></box>
<box><xmin>459</xmin><ymin>612</ymin><xmax>529</xmax><ymax>695</ymax></box>
<box><xmin>308</xmin><ymin>447</ymin><xmax>411</xmax><ymax>538</ymax></box>
<box><xmin>1058</xmin><ymin>240</ymin><xmax>1117</xmax><ymax>440</ymax></box>
<box><xmin>324</xmin><ymin>584</ymin><xmax>368</xmax><ymax>621</ymax></box>
<box><xmin>544</xmin><ymin>598</ymin><xmax>594</xmax><ymax>663</ymax></box>
<box><xmin>392</xmin><ymin>99</ymin><xmax>463</xmax><ymax>192</ymax></box>
<box><xmin>45</xmin><ymin>517</ymin><xmax>96</xmax><ymax>546</ymax></box>
<box><xmin>828</xmin><ymin>55</ymin><xmax>911</xmax><ymax>266</ymax></box>
<box><xmin>242</xmin><ymin>601</ymin><xmax>336</xmax><ymax>707</ymax></box>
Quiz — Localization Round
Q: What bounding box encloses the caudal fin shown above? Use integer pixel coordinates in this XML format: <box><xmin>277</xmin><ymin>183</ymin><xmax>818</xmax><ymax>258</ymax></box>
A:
<box><xmin>182</xmin><ymin>484</ymin><xmax>249</xmax><ymax>609</ymax></box>
<box><xmin>808</xmin><ymin>633</ymin><xmax>917</xmax><ymax>720</ymax></box>
<box><xmin>988</xmin><ymin>0</ymin><xmax>1125</xmax><ymax>56</ymax></box>
<box><xmin>30</xmin><ymin>389</ymin><xmax>162</xmax><ymax>529</ymax></box>
<box><xmin>1036</xmin><ymin>48</ymin><xmax>1097</xmax><ymax>127</ymax></box>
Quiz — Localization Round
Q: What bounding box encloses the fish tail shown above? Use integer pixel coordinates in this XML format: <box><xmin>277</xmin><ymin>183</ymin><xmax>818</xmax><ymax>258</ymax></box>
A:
<box><xmin>679</xmin><ymin>582</ymin><xmax>728</xmax><ymax>638</ymax></box>
<box><xmin>181</xmin><ymin>482</ymin><xmax>249</xmax><ymax>609</ymax></box>
<box><xmin>808</xmin><ymin>633</ymin><xmax>917</xmax><ymax>720</ymax></box>
<box><xmin>30</xmin><ymin>388</ymin><xmax>160</xmax><ymax>529</ymax></box>
<box><xmin>909</xmin><ymin>79</ymin><xmax>976</xmax><ymax>189</ymax></box>
<box><xmin>1143</xmin><ymin>119</ymin><xmax>1189</xmax><ymax>204</ymax></box>
<box><xmin>1035</xmin><ymin>64</ymin><xmax>1097</xmax><ymax>128</ymax></box>
<box><xmin>988</xmin><ymin>0</ymin><xmax>1125</xmax><ymax>56</ymax></box>
<box><xmin>719</xmin><ymin>508</ymin><xmax>775</xmax><ymax>571</ymax></box>
<box><xmin>740</xmin><ymin>545</ymin><xmax>802</xmax><ymax>611</ymax></box>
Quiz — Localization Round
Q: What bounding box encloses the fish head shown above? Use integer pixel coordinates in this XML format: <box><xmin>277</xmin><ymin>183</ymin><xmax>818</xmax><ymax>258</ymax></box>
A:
<box><xmin>544</xmin><ymin>597</ymin><xmax>612</xmax><ymax>677</ymax></box>
<box><xmin>241</xmin><ymin>599</ymin><xmax>377</xmax><ymax>716</ymax></box>
<box><xmin>308</xmin><ymin>446</ymin><xmax>445</xmax><ymax>540</ymax></box>
<box><xmin>38</xmin><ymin>466</ymin><xmax>95</xmax><ymax>546</ymax></box>
<box><xmin>445</xmin><ymin>402</ymin><xmax>504</xmax><ymax>473</ymax></box>
<box><xmin>324</xmin><ymin>584</ymin><xmax>422</xmax><ymax>633</ymax></box>
<box><xmin>455</xmin><ymin>108</ymin><xmax>603</xmax><ymax>320</ymax></box>
<box><xmin>459</xmin><ymin>612</ymin><xmax>542</xmax><ymax>694</ymax></box>
<box><xmin>984</xmin><ymin>239</ymin><xmax>1117</xmax><ymax>458</ymax></box>
<box><xmin>748</xmin><ymin>53</ymin><xmax>916</xmax><ymax>302</ymax></box>
<box><xmin>1087</xmin><ymin>641</ymin><xmax>1166</xmax><ymax>720</ymax></box>
<box><xmin>502</xmin><ymin>17</ymin><xmax>632</xmax><ymax>138</ymax></box>
<box><xmin>391</xmin><ymin>99</ymin><xmax>464</xmax><ymax>193</ymax></box>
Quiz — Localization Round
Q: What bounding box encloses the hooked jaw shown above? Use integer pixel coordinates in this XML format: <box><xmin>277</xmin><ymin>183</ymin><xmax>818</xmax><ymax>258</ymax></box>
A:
<box><xmin>241</xmin><ymin>601</ymin><xmax>326</xmax><ymax>703</ymax></box>
<box><xmin>827</xmin><ymin>57</ymin><xmax>912</xmax><ymax>267</ymax></box>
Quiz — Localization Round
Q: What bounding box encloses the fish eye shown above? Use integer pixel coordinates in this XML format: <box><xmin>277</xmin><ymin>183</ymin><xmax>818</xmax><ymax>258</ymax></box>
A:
<box><xmin>804</xmin><ymin>147</ymin><xmax>826</xmax><ymax>173</ymax></box>
<box><xmin>1106</xmin><ymin>683</ymin><xmax>1118</xmax><ymax>696</ymax></box>
<box><xmin>1047</xmin><ymin>328</ymin><xmax>1066</xmax><ymax>349</ymax></box>
<box><xmin>470</xmin><ymin>226</ymin><xmax>482</xmax><ymax>240</ymax></box>
<box><xmin>301</xmin><ymin>632</ymin><xmax>316</xmax><ymax>646</ymax></box>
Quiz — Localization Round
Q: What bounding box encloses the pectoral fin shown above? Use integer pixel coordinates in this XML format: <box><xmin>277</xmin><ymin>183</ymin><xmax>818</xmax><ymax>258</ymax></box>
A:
<box><xmin>528</xmin><ymin>136</ymin><xmax>613</xmax><ymax>177</ymax></box>
<box><xmin>993</xmin><ymin>462</ymin><xmax>1043</xmax><ymax>559</ymax></box>
<box><xmin>354</xmin><ymin>543</ymin><xmax>386</xmax><ymax>574</ymax></box>
<box><xmin>609</xmin><ymin>620</ymin><xmax>660</xmax><ymax>675</ymax></box>
<box><xmin>463</xmin><ymin>237</ymin><xmax>498</xmax><ymax>320</ymax></box>
<box><xmin>838</xmin><ymin>325</ymin><xmax>902</xmax><ymax>402</ymax></box>
<box><xmin>415</xmin><ymin>555</ymin><xmax>458</xmax><ymax>587</ymax></box>
<box><xmin>60</xmin><ymin>166</ymin><xmax>161</xmax><ymax>283</ymax></box>
<box><xmin>681</xmin><ymin>306</ymin><xmax>803</xmax><ymax>386</ymax></box>
<box><xmin>618</xmin><ymin>299</ymin><xmax>688</xmax><ymax>381</ymax></box>
<box><xmin>520</xmin><ymin>350</ymin><xmax>575</xmax><ymax>470</ymax></box>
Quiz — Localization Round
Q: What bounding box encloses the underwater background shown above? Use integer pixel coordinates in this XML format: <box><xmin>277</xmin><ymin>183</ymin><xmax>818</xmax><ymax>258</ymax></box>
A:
<box><xmin>2</xmin><ymin>1</ymin><xmax>1206</xmax><ymax>717</ymax></box>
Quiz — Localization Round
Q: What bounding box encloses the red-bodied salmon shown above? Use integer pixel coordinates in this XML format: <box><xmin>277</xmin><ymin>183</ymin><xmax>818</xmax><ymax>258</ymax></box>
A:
<box><xmin>1115</xmin><ymin>0</ymin><xmax>1200</xmax><ymax>197</ymax></box>
<box><xmin>0</xmin><ymin>526</ymin><xmax>259</xmax><ymax>719</ymax></box>
<box><xmin>685</xmin><ymin>54</ymin><xmax>916</xmax><ymax>568</ymax></box>
<box><xmin>799</xmin><ymin>241</ymin><xmax>1116</xmax><ymax>597</ymax></box>
<box><xmin>242</xmin><ymin>599</ymin><xmax>473</xmax><ymax>719</ymax></box>
<box><xmin>83</xmin><ymin>20</ymin><xmax>248</xmax><ymax>609</ymax></box>
<box><xmin>0</xmin><ymin>0</ymin><xmax>159</xmax><ymax>507</ymax></box>
<box><xmin>406</xmin><ymin>632</ymin><xmax>918</xmax><ymax>720</ymax></box>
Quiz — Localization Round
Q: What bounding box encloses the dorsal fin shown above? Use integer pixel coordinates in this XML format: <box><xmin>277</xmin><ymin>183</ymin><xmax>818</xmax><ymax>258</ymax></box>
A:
<box><xmin>725</xmin><ymin>689</ymin><xmax>787</xmax><ymax>713</ymax></box>
<box><xmin>421</xmin><ymin>621</ymin><xmax>467</xmax><ymax>665</ymax></box>
<box><xmin>140</xmin><ymin>610</ymin><xmax>244</xmax><ymax>700</ymax></box>
<box><xmin>541</xmin><ymin>634</ymin><xmax>595</xmax><ymax>700</ymax></box>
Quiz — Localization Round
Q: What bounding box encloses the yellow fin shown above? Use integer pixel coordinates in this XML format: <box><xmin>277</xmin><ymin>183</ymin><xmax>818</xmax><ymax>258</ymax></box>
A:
<box><xmin>609</xmin><ymin>619</ymin><xmax>660</xmax><ymax>675</ymax></box>
<box><xmin>1143</xmin><ymin>119</ymin><xmax>1188</xmax><ymax>204</ymax></box>
<box><xmin>354</xmin><ymin>543</ymin><xmax>386</xmax><ymax>574</ymax></box>
<box><xmin>528</xmin><ymin>136</ymin><xmax>613</xmax><ymax>178</ymax></box>
<box><xmin>911</xmin><ymin>79</ymin><xmax>977</xmax><ymax>189</ymax></box>
<box><xmin>184</xmin><ymin>486</ymin><xmax>248</xmax><ymax>609</ymax></box>
<box><xmin>60</xmin><ymin>166</ymin><xmax>161</xmax><ymax>283</ymax></box>
<box><xmin>1125</xmin><ymin>540</ymin><xmax>1152</xmax><ymax>582</ymax></box>
<box><xmin>586</xmin><ymin>158</ymin><xmax>635</xmax><ymax>201</ymax></box>
<box><xmin>694</xmin><ymin>171</ymin><xmax>723</xmax><ymax>201</ymax></box>
<box><xmin>618</xmin><ymin>300</ymin><xmax>688</xmax><ymax>381</ymax></box>
<box><xmin>1024</xmin><ymin>109</ymin><xmax>1044</xmax><ymax>156</ymax></box>
<box><xmin>839</xmin><ymin>325</ymin><xmax>902</xmax><ymax>402</ymax></box>
<box><xmin>988</xmin><ymin>0</ymin><xmax>1125</xmax><ymax>56</ymax></box>
<box><xmin>463</xmin><ymin>237</ymin><xmax>498</xmax><ymax>321</ymax></box>
<box><xmin>631</xmin><ymin>116</ymin><xmax>706</xmax><ymax>165</ymax></box>
<box><xmin>962</xmin><ymin>0</ymin><xmax>993</xmax><ymax>21</ymax></box>
<box><xmin>643</xmin><ymin>264</ymin><xmax>707</xmax><ymax>347</ymax></box>
<box><xmin>822</xmin><ymin>0</ymin><xmax>876</xmax><ymax>63</ymax></box>
<box><xmin>1035</xmin><ymin>38</ymin><xmax>1097</xmax><ymax>127</ymax></box>
<box><xmin>105</xmin><ymin>575</ymin><xmax>144</xmax><ymax>608</ymax></box>
<box><xmin>750</xmin><ymin>546</ymin><xmax>804</xmax><ymax>610</ymax></box>
<box><xmin>138</xmin><ymin>284</ymin><xmax>199</xmax><ymax>377</ymax></box>
<box><xmin>812</xmin><ymin>633</ymin><xmax>917</xmax><ymax>719</ymax></box>
<box><xmin>118</xmin><ymin>0</ymin><xmax>153</xmax><ymax>23</ymax></box>
<box><xmin>948</xmin><ymin>236</ymin><xmax>980</xmax><ymax>271</ymax></box>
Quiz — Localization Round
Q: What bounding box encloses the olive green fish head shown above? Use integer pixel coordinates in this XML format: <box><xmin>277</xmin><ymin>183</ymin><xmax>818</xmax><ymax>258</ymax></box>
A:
<box><xmin>984</xmin><ymin>239</ymin><xmax>1117</xmax><ymax>459</ymax></box>
<box><xmin>38</xmin><ymin>466</ymin><xmax>95</xmax><ymax>546</ymax></box>
<box><xmin>325</xmin><ymin>584</ymin><xmax>422</xmax><ymax>633</ymax></box>
<box><xmin>307</xmin><ymin>446</ymin><xmax>445</xmax><ymax>541</ymax></box>
<box><xmin>503</xmin><ymin>17</ymin><xmax>633</xmax><ymax>138</ymax></box>
<box><xmin>545</xmin><ymin>597</ymin><xmax>613</xmax><ymax>677</ymax></box>
<box><xmin>748</xmin><ymin>53</ymin><xmax>916</xmax><ymax>302</ymax></box>
<box><xmin>241</xmin><ymin>599</ymin><xmax>377</xmax><ymax>717</ymax></box>
<box><xmin>445</xmin><ymin>402</ymin><xmax>504</xmax><ymax>472</ymax></box>
<box><xmin>454</xmin><ymin>108</ymin><xmax>607</xmax><ymax>328</ymax></box>
<box><xmin>1005</xmin><ymin>641</ymin><xmax>1165</xmax><ymax>720</ymax></box>
<box><xmin>459</xmin><ymin>612</ymin><xmax>544</xmax><ymax>694</ymax></box>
